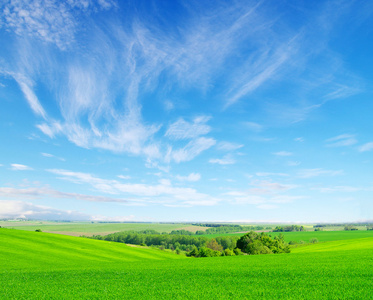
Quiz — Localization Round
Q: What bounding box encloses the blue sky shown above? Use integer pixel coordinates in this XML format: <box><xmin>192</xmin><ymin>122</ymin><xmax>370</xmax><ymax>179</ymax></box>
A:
<box><xmin>0</xmin><ymin>0</ymin><xmax>373</xmax><ymax>222</ymax></box>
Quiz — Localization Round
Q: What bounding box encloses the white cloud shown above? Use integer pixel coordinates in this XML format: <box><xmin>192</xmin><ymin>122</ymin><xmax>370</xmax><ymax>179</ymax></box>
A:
<box><xmin>0</xmin><ymin>200</ymin><xmax>88</xmax><ymax>220</ymax></box>
<box><xmin>248</xmin><ymin>180</ymin><xmax>297</xmax><ymax>195</ymax></box>
<box><xmin>297</xmin><ymin>168</ymin><xmax>343</xmax><ymax>178</ymax></box>
<box><xmin>1</xmin><ymin>0</ymin><xmax>115</xmax><ymax>50</ymax></box>
<box><xmin>10</xmin><ymin>164</ymin><xmax>33</xmax><ymax>171</ymax></box>
<box><xmin>117</xmin><ymin>175</ymin><xmax>131</xmax><ymax>180</ymax></box>
<box><xmin>273</xmin><ymin>151</ymin><xmax>293</xmax><ymax>156</ymax></box>
<box><xmin>36</xmin><ymin>122</ymin><xmax>62</xmax><ymax>138</ymax></box>
<box><xmin>176</xmin><ymin>173</ymin><xmax>201</xmax><ymax>182</ymax></box>
<box><xmin>165</xmin><ymin>116</ymin><xmax>211</xmax><ymax>140</ymax></box>
<box><xmin>312</xmin><ymin>186</ymin><xmax>361</xmax><ymax>193</ymax></box>
<box><xmin>209</xmin><ymin>154</ymin><xmax>235</xmax><ymax>165</ymax></box>
<box><xmin>256</xmin><ymin>172</ymin><xmax>289</xmax><ymax>177</ymax></box>
<box><xmin>225</xmin><ymin>42</ymin><xmax>294</xmax><ymax>107</ymax></box>
<box><xmin>16</xmin><ymin>77</ymin><xmax>46</xmax><ymax>118</ymax></box>
<box><xmin>47</xmin><ymin>169</ymin><xmax>218</xmax><ymax>206</ymax></box>
<box><xmin>326</xmin><ymin>134</ymin><xmax>357</xmax><ymax>147</ymax></box>
<box><xmin>359</xmin><ymin>142</ymin><xmax>373</xmax><ymax>152</ymax></box>
<box><xmin>294</xmin><ymin>137</ymin><xmax>304</xmax><ymax>142</ymax></box>
<box><xmin>244</xmin><ymin>122</ymin><xmax>263</xmax><ymax>132</ymax></box>
<box><xmin>216</xmin><ymin>141</ymin><xmax>243</xmax><ymax>151</ymax></box>
<box><xmin>226</xmin><ymin>187</ymin><xmax>303</xmax><ymax>207</ymax></box>
<box><xmin>41</xmin><ymin>153</ymin><xmax>65</xmax><ymax>161</ymax></box>
<box><xmin>168</xmin><ymin>137</ymin><xmax>216</xmax><ymax>163</ymax></box>
<box><xmin>0</xmin><ymin>187</ymin><xmax>129</xmax><ymax>203</ymax></box>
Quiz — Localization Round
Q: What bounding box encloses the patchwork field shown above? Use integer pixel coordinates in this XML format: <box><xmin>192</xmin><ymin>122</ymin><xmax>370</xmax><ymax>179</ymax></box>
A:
<box><xmin>1</xmin><ymin>228</ymin><xmax>373</xmax><ymax>299</ymax></box>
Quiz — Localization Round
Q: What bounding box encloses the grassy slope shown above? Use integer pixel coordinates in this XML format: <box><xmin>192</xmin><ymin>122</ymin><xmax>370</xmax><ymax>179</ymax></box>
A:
<box><xmin>0</xmin><ymin>222</ymin><xmax>206</xmax><ymax>236</ymax></box>
<box><xmin>1</xmin><ymin>229</ymin><xmax>373</xmax><ymax>299</ymax></box>
<box><xmin>0</xmin><ymin>229</ymin><xmax>185</xmax><ymax>271</ymax></box>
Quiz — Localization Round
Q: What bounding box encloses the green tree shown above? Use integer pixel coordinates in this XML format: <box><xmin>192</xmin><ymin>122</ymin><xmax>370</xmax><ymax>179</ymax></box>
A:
<box><xmin>236</xmin><ymin>231</ymin><xmax>290</xmax><ymax>255</ymax></box>
<box><xmin>206</xmin><ymin>238</ymin><xmax>223</xmax><ymax>251</ymax></box>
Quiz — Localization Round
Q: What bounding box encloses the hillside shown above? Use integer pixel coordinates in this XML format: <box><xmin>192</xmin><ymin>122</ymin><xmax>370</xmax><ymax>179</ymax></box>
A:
<box><xmin>0</xmin><ymin>228</ymin><xmax>185</xmax><ymax>271</ymax></box>
<box><xmin>1</xmin><ymin>228</ymin><xmax>373</xmax><ymax>299</ymax></box>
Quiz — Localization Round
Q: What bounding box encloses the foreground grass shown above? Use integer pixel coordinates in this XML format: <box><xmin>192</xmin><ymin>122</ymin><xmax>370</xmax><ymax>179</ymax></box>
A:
<box><xmin>1</xmin><ymin>229</ymin><xmax>373</xmax><ymax>299</ymax></box>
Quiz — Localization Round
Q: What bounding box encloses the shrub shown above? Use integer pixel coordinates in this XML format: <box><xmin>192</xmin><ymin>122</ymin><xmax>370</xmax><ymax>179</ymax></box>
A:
<box><xmin>35</xmin><ymin>229</ymin><xmax>42</xmax><ymax>232</ymax></box>
<box><xmin>233</xmin><ymin>248</ymin><xmax>243</xmax><ymax>255</ymax></box>
<box><xmin>310</xmin><ymin>238</ymin><xmax>319</xmax><ymax>244</ymax></box>
<box><xmin>236</xmin><ymin>231</ymin><xmax>290</xmax><ymax>255</ymax></box>
<box><xmin>224</xmin><ymin>249</ymin><xmax>235</xmax><ymax>256</ymax></box>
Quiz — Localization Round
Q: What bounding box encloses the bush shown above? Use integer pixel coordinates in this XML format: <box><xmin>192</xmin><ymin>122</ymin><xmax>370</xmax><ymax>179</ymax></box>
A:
<box><xmin>35</xmin><ymin>229</ymin><xmax>42</xmax><ymax>232</ymax></box>
<box><xmin>310</xmin><ymin>238</ymin><xmax>318</xmax><ymax>244</ymax></box>
<box><xmin>224</xmin><ymin>249</ymin><xmax>235</xmax><ymax>256</ymax></box>
<box><xmin>233</xmin><ymin>248</ymin><xmax>243</xmax><ymax>255</ymax></box>
<box><xmin>236</xmin><ymin>231</ymin><xmax>290</xmax><ymax>255</ymax></box>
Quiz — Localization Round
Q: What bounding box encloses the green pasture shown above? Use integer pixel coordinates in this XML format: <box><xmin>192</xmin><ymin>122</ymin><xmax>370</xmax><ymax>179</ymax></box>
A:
<box><xmin>200</xmin><ymin>229</ymin><xmax>373</xmax><ymax>242</ymax></box>
<box><xmin>1</xmin><ymin>228</ymin><xmax>373</xmax><ymax>299</ymax></box>
<box><xmin>0</xmin><ymin>221</ymin><xmax>203</xmax><ymax>235</ymax></box>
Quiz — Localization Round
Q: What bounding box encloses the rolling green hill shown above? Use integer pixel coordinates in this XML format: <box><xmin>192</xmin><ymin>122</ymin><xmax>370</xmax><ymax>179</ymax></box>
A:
<box><xmin>0</xmin><ymin>228</ymin><xmax>185</xmax><ymax>271</ymax></box>
<box><xmin>1</xmin><ymin>228</ymin><xmax>373</xmax><ymax>299</ymax></box>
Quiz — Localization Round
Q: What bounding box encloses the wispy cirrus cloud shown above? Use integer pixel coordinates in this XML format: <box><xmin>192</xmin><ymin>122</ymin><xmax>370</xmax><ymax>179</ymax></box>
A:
<box><xmin>312</xmin><ymin>185</ymin><xmax>362</xmax><ymax>193</ymax></box>
<box><xmin>165</xmin><ymin>116</ymin><xmax>211</xmax><ymax>140</ymax></box>
<box><xmin>297</xmin><ymin>168</ymin><xmax>343</xmax><ymax>178</ymax></box>
<box><xmin>167</xmin><ymin>137</ymin><xmax>216</xmax><ymax>163</ymax></box>
<box><xmin>359</xmin><ymin>142</ymin><xmax>373</xmax><ymax>152</ymax></box>
<box><xmin>10</xmin><ymin>164</ymin><xmax>33</xmax><ymax>171</ymax></box>
<box><xmin>244</xmin><ymin>122</ymin><xmax>263</xmax><ymax>132</ymax></box>
<box><xmin>176</xmin><ymin>173</ymin><xmax>201</xmax><ymax>182</ymax></box>
<box><xmin>41</xmin><ymin>152</ymin><xmax>65</xmax><ymax>161</ymax></box>
<box><xmin>216</xmin><ymin>141</ymin><xmax>244</xmax><ymax>151</ymax></box>
<box><xmin>273</xmin><ymin>151</ymin><xmax>293</xmax><ymax>156</ymax></box>
<box><xmin>1</xmin><ymin>0</ymin><xmax>115</xmax><ymax>50</ymax></box>
<box><xmin>209</xmin><ymin>154</ymin><xmax>235</xmax><ymax>165</ymax></box>
<box><xmin>1</xmin><ymin>0</ymin><xmax>368</xmax><ymax>168</ymax></box>
<box><xmin>326</xmin><ymin>134</ymin><xmax>357</xmax><ymax>147</ymax></box>
<box><xmin>256</xmin><ymin>172</ymin><xmax>289</xmax><ymax>177</ymax></box>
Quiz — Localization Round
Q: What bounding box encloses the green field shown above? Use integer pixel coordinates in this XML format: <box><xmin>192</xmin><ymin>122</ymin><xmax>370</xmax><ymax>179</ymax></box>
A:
<box><xmin>1</xmin><ymin>228</ymin><xmax>373</xmax><ymax>299</ymax></box>
<box><xmin>200</xmin><ymin>229</ymin><xmax>373</xmax><ymax>242</ymax></box>
<box><xmin>0</xmin><ymin>221</ymin><xmax>205</xmax><ymax>236</ymax></box>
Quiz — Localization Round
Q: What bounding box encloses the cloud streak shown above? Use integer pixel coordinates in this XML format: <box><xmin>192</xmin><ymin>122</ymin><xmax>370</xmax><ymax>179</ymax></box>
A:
<box><xmin>47</xmin><ymin>169</ymin><xmax>218</xmax><ymax>206</ymax></box>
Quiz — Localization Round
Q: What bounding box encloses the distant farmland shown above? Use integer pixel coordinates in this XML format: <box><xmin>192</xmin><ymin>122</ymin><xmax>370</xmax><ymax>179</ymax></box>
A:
<box><xmin>0</xmin><ymin>221</ymin><xmax>208</xmax><ymax>236</ymax></box>
<box><xmin>1</xmin><ymin>228</ymin><xmax>373</xmax><ymax>299</ymax></box>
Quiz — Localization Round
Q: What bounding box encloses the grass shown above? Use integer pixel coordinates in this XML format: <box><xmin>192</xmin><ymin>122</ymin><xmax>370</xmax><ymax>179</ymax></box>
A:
<box><xmin>0</xmin><ymin>221</ymin><xmax>206</xmax><ymax>236</ymax></box>
<box><xmin>200</xmin><ymin>229</ymin><xmax>373</xmax><ymax>242</ymax></box>
<box><xmin>1</xmin><ymin>228</ymin><xmax>373</xmax><ymax>299</ymax></box>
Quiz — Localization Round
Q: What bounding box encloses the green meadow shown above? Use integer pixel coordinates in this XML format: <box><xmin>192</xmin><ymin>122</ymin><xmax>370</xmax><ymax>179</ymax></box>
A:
<box><xmin>1</xmin><ymin>228</ymin><xmax>373</xmax><ymax>299</ymax></box>
<box><xmin>199</xmin><ymin>229</ymin><xmax>373</xmax><ymax>242</ymax></box>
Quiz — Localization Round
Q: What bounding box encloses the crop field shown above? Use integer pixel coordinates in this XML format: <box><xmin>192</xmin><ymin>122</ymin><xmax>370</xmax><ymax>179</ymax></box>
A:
<box><xmin>0</xmin><ymin>221</ymin><xmax>206</xmax><ymax>236</ymax></box>
<box><xmin>1</xmin><ymin>228</ymin><xmax>373</xmax><ymax>299</ymax></box>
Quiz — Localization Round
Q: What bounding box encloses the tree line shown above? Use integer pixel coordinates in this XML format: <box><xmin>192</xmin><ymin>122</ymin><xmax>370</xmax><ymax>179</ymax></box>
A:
<box><xmin>85</xmin><ymin>230</ymin><xmax>290</xmax><ymax>258</ymax></box>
